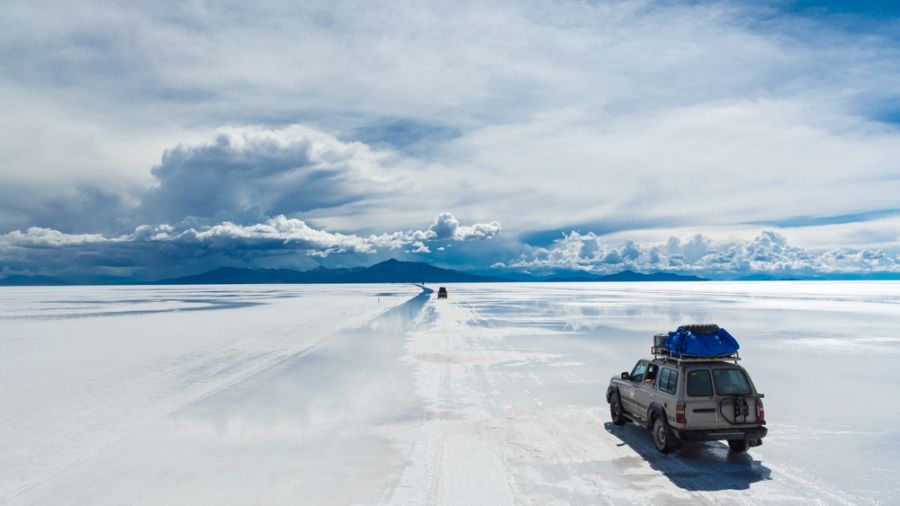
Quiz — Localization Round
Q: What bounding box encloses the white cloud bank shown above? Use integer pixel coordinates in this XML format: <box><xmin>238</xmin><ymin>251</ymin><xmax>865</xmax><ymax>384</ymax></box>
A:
<box><xmin>0</xmin><ymin>212</ymin><xmax>500</xmax><ymax>265</ymax></box>
<box><xmin>509</xmin><ymin>230</ymin><xmax>900</xmax><ymax>277</ymax></box>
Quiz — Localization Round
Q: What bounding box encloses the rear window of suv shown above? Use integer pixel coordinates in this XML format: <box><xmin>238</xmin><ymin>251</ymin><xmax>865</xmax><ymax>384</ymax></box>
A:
<box><xmin>712</xmin><ymin>369</ymin><xmax>752</xmax><ymax>395</ymax></box>
<box><xmin>686</xmin><ymin>370</ymin><xmax>713</xmax><ymax>397</ymax></box>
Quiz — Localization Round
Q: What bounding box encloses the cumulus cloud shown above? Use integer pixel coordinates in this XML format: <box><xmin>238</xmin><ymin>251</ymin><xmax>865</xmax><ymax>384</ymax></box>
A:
<box><xmin>138</xmin><ymin>126</ymin><xmax>393</xmax><ymax>224</ymax></box>
<box><xmin>407</xmin><ymin>241</ymin><xmax>431</xmax><ymax>254</ymax></box>
<box><xmin>428</xmin><ymin>212</ymin><xmax>501</xmax><ymax>241</ymax></box>
<box><xmin>134</xmin><ymin>216</ymin><xmax>378</xmax><ymax>257</ymax></box>
<box><xmin>429</xmin><ymin>213</ymin><xmax>460</xmax><ymax>240</ymax></box>
<box><xmin>0</xmin><ymin>227</ymin><xmax>122</xmax><ymax>247</ymax></box>
<box><xmin>509</xmin><ymin>230</ymin><xmax>900</xmax><ymax>277</ymax></box>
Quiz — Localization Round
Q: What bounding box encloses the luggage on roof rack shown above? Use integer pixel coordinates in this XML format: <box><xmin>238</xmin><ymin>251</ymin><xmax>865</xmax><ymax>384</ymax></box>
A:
<box><xmin>651</xmin><ymin>324</ymin><xmax>741</xmax><ymax>362</ymax></box>
<box><xmin>679</xmin><ymin>323</ymin><xmax>720</xmax><ymax>335</ymax></box>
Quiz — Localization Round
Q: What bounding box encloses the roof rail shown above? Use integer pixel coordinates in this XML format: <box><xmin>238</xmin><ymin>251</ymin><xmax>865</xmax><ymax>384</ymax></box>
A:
<box><xmin>651</xmin><ymin>345</ymin><xmax>740</xmax><ymax>364</ymax></box>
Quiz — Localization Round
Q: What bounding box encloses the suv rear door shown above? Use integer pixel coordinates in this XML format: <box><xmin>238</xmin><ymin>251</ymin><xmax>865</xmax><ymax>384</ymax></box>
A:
<box><xmin>711</xmin><ymin>366</ymin><xmax>761</xmax><ymax>428</ymax></box>
<box><xmin>683</xmin><ymin>366</ymin><xmax>720</xmax><ymax>429</ymax></box>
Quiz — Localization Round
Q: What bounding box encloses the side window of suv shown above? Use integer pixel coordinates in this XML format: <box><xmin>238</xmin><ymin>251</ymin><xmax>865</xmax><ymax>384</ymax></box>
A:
<box><xmin>686</xmin><ymin>369</ymin><xmax>713</xmax><ymax>397</ymax></box>
<box><xmin>657</xmin><ymin>368</ymin><xmax>670</xmax><ymax>391</ymax></box>
<box><xmin>666</xmin><ymin>370</ymin><xmax>678</xmax><ymax>394</ymax></box>
<box><xmin>657</xmin><ymin>368</ymin><xmax>678</xmax><ymax>394</ymax></box>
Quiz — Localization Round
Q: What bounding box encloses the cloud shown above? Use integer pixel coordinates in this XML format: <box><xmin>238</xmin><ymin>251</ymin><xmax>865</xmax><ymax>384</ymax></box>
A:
<box><xmin>429</xmin><ymin>213</ymin><xmax>460</xmax><ymax>239</ymax></box>
<box><xmin>2</xmin><ymin>212</ymin><xmax>499</xmax><ymax>253</ymax></box>
<box><xmin>407</xmin><ymin>241</ymin><xmax>430</xmax><ymax>254</ymax></box>
<box><xmin>2</xmin><ymin>0</ymin><xmax>900</xmax><ymax>278</ymax></box>
<box><xmin>0</xmin><ymin>227</ymin><xmax>121</xmax><ymax>247</ymax></box>
<box><xmin>138</xmin><ymin>126</ymin><xmax>393</xmax><ymax>225</ymax></box>
<box><xmin>6</xmin><ymin>2</ymin><xmax>900</xmax><ymax>229</ymax></box>
<box><xmin>134</xmin><ymin>216</ymin><xmax>378</xmax><ymax>257</ymax></box>
<box><xmin>0</xmin><ymin>180</ymin><xmax>141</xmax><ymax>235</ymax></box>
<box><xmin>0</xmin><ymin>212</ymin><xmax>501</xmax><ymax>280</ymax></box>
<box><xmin>509</xmin><ymin>230</ymin><xmax>900</xmax><ymax>277</ymax></box>
<box><xmin>428</xmin><ymin>212</ymin><xmax>501</xmax><ymax>241</ymax></box>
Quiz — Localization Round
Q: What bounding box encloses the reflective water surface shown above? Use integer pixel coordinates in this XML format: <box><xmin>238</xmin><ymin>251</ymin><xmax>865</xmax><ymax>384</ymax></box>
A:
<box><xmin>1</xmin><ymin>282</ymin><xmax>898</xmax><ymax>505</ymax></box>
<box><xmin>448</xmin><ymin>282</ymin><xmax>900</xmax><ymax>504</ymax></box>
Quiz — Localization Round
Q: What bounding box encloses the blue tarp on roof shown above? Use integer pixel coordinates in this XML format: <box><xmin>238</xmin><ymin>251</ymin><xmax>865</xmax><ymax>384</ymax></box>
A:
<box><xmin>664</xmin><ymin>326</ymin><xmax>740</xmax><ymax>357</ymax></box>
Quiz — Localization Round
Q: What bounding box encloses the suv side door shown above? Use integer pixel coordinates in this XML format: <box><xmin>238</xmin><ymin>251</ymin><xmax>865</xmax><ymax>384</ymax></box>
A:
<box><xmin>634</xmin><ymin>362</ymin><xmax>660</xmax><ymax>418</ymax></box>
<box><xmin>621</xmin><ymin>360</ymin><xmax>648</xmax><ymax>416</ymax></box>
<box><xmin>655</xmin><ymin>367</ymin><xmax>679</xmax><ymax>422</ymax></box>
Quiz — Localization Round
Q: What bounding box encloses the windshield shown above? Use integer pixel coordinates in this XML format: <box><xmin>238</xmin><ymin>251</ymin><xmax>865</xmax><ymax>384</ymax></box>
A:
<box><xmin>630</xmin><ymin>361</ymin><xmax>647</xmax><ymax>382</ymax></box>
<box><xmin>713</xmin><ymin>368</ymin><xmax>752</xmax><ymax>396</ymax></box>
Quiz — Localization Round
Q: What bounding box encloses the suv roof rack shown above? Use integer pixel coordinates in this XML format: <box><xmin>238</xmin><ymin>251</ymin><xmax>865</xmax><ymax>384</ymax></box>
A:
<box><xmin>651</xmin><ymin>345</ymin><xmax>741</xmax><ymax>364</ymax></box>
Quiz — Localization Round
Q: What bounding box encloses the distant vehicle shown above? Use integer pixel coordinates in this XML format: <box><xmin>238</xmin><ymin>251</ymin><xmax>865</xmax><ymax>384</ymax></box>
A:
<box><xmin>606</xmin><ymin>324</ymin><xmax>766</xmax><ymax>453</ymax></box>
<box><xmin>437</xmin><ymin>287</ymin><xmax>448</xmax><ymax>299</ymax></box>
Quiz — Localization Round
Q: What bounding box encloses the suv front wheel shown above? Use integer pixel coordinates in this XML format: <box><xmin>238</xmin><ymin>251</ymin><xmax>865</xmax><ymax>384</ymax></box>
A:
<box><xmin>609</xmin><ymin>393</ymin><xmax>626</xmax><ymax>425</ymax></box>
<box><xmin>652</xmin><ymin>418</ymin><xmax>676</xmax><ymax>453</ymax></box>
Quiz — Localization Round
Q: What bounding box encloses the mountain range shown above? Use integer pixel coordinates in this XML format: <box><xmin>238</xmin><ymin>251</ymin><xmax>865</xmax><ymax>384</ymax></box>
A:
<box><xmin>0</xmin><ymin>259</ymin><xmax>710</xmax><ymax>285</ymax></box>
<box><xmin>154</xmin><ymin>259</ymin><xmax>706</xmax><ymax>284</ymax></box>
<box><xmin>156</xmin><ymin>259</ymin><xmax>500</xmax><ymax>284</ymax></box>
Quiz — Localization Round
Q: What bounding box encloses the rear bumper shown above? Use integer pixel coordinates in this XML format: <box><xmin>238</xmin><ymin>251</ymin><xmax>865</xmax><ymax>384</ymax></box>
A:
<box><xmin>672</xmin><ymin>426</ymin><xmax>767</xmax><ymax>443</ymax></box>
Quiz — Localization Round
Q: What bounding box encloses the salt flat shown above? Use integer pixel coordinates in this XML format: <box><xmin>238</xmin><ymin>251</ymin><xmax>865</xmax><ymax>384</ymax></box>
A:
<box><xmin>1</xmin><ymin>282</ymin><xmax>899</xmax><ymax>505</ymax></box>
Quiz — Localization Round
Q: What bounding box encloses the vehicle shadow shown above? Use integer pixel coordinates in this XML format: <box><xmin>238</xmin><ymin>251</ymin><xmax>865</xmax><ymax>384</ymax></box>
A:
<box><xmin>604</xmin><ymin>422</ymin><xmax>772</xmax><ymax>491</ymax></box>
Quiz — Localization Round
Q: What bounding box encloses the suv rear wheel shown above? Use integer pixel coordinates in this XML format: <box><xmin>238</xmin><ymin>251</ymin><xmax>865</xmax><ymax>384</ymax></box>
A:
<box><xmin>652</xmin><ymin>418</ymin><xmax>676</xmax><ymax>453</ymax></box>
<box><xmin>728</xmin><ymin>439</ymin><xmax>749</xmax><ymax>453</ymax></box>
<box><xmin>609</xmin><ymin>393</ymin><xmax>626</xmax><ymax>425</ymax></box>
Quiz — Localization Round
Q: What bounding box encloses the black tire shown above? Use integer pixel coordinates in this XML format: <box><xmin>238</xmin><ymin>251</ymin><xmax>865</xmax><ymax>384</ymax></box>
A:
<box><xmin>728</xmin><ymin>439</ymin><xmax>749</xmax><ymax>453</ymax></box>
<box><xmin>610</xmin><ymin>394</ymin><xmax>626</xmax><ymax>425</ymax></box>
<box><xmin>652</xmin><ymin>417</ymin><xmax>676</xmax><ymax>453</ymax></box>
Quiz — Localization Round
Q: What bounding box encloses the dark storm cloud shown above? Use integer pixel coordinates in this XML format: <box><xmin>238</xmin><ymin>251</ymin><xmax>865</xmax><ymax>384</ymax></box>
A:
<box><xmin>0</xmin><ymin>121</ymin><xmax>503</xmax><ymax>281</ymax></box>
<box><xmin>0</xmin><ymin>184</ymin><xmax>136</xmax><ymax>235</ymax></box>
<box><xmin>138</xmin><ymin>126</ymin><xmax>390</xmax><ymax>225</ymax></box>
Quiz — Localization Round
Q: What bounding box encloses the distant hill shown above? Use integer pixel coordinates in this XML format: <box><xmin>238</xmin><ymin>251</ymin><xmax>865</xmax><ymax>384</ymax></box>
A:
<box><xmin>158</xmin><ymin>267</ymin><xmax>319</xmax><ymax>285</ymax></box>
<box><xmin>543</xmin><ymin>269</ymin><xmax>707</xmax><ymax>282</ymax></box>
<box><xmin>156</xmin><ymin>259</ymin><xmax>501</xmax><ymax>285</ymax></box>
<box><xmin>347</xmin><ymin>258</ymin><xmax>498</xmax><ymax>283</ymax></box>
<box><xmin>8</xmin><ymin>261</ymin><xmax>842</xmax><ymax>286</ymax></box>
<box><xmin>735</xmin><ymin>273</ymin><xmax>802</xmax><ymax>281</ymax></box>
<box><xmin>0</xmin><ymin>274</ymin><xmax>70</xmax><ymax>286</ymax></box>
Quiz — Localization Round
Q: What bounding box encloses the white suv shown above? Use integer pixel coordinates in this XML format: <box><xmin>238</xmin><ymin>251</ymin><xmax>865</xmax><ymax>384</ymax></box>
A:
<box><xmin>607</xmin><ymin>326</ymin><xmax>767</xmax><ymax>453</ymax></box>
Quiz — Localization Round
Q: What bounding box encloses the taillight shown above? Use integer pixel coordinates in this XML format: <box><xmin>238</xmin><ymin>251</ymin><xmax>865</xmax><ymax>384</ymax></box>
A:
<box><xmin>757</xmin><ymin>399</ymin><xmax>766</xmax><ymax>423</ymax></box>
<box><xmin>675</xmin><ymin>403</ymin><xmax>686</xmax><ymax>423</ymax></box>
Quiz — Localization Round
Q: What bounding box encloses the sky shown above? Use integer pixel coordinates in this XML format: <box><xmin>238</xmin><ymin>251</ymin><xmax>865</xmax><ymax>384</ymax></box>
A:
<box><xmin>1</xmin><ymin>0</ymin><xmax>900</xmax><ymax>281</ymax></box>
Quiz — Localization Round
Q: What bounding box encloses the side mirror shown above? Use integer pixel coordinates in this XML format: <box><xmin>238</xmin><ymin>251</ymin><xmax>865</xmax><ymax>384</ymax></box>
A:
<box><xmin>621</xmin><ymin>372</ymin><xmax>630</xmax><ymax>380</ymax></box>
